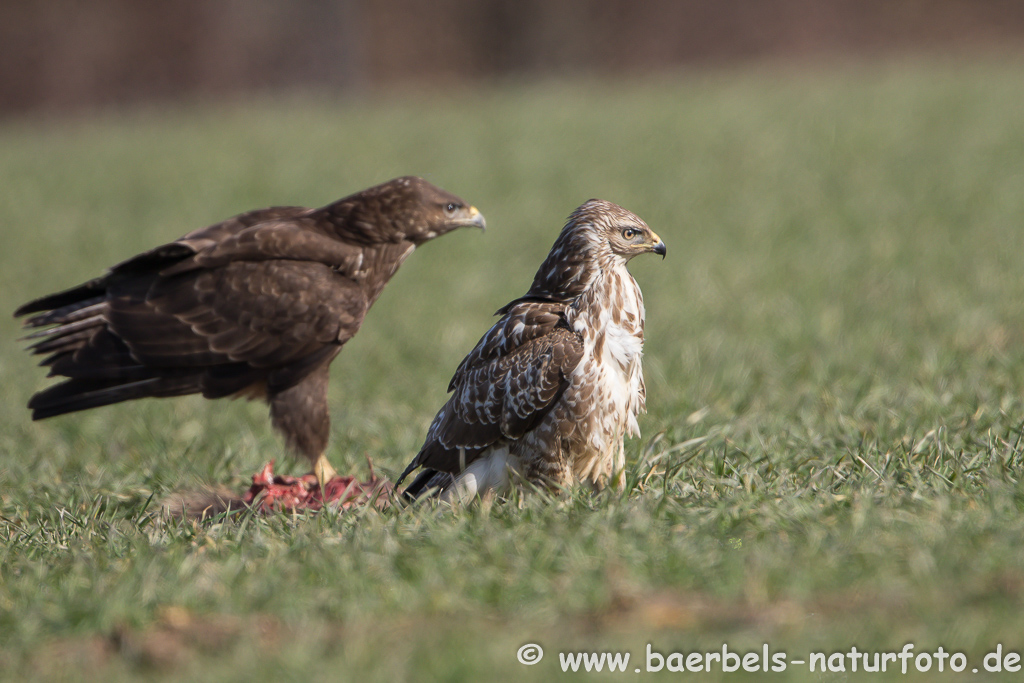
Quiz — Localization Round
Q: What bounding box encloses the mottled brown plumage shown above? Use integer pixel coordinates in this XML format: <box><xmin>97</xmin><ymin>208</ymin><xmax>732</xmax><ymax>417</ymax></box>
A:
<box><xmin>16</xmin><ymin>176</ymin><xmax>485</xmax><ymax>483</ymax></box>
<box><xmin>398</xmin><ymin>199</ymin><xmax>665</xmax><ymax>502</ymax></box>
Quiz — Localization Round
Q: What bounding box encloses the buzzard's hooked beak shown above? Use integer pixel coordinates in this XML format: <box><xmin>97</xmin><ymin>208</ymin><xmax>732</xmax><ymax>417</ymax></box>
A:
<box><xmin>650</xmin><ymin>232</ymin><xmax>667</xmax><ymax>259</ymax></box>
<box><xmin>462</xmin><ymin>206</ymin><xmax>486</xmax><ymax>232</ymax></box>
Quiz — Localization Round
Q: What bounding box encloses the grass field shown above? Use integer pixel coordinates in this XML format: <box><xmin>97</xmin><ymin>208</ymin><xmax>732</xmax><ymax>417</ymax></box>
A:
<box><xmin>2</xmin><ymin>58</ymin><xmax>1024</xmax><ymax>681</ymax></box>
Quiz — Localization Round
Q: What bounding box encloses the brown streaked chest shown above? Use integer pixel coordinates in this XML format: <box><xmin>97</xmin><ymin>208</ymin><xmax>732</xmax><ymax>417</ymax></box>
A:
<box><xmin>572</xmin><ymin>268</ymin><xmax>645</xmax><ymax>368</ymax></box>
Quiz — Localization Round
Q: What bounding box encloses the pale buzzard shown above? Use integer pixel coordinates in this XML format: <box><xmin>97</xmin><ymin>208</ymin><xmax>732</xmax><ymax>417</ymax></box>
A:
<box><xmin>398</xmin><ymin>199</ymin><xmax>664</xmax><ymax>502</ymax></box>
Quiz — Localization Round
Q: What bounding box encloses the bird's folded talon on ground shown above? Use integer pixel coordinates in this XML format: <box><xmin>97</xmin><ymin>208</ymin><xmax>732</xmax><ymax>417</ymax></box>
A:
<box><xmin>312</xmin><ymin>453</ymin><xmax>338</xmax><ymax>490</ymax></box>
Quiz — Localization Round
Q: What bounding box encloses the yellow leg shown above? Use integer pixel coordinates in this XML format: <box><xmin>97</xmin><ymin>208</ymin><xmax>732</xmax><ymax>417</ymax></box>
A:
<box><xmin>312</xmin><ymin>453</ymin><xmax>338</xmax><ymax>489</ymax></box>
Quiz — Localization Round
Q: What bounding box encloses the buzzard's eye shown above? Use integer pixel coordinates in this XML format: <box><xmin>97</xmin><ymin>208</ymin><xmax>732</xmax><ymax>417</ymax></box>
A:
<box><xmin>445</xmin><ymin>202</ymin><xmax>460</xmax><ymax>214</ymax></box>
<box><xmin>622</xmin><ymin>228</ymin><xmax>638</xmax><ymax>240</ymax></box>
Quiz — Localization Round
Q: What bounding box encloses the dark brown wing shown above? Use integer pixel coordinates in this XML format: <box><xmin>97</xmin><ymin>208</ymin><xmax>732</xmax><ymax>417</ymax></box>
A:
<box><xmin>14</xmin><ymin>207</ymin><xmax>302</xmax><ymax>319</ymax></box>
<box><xmin>158</xmin><ymin>217</ymin><xmax>366</xmax><ymax>278</ymax></box>
<box><xmin>115</xmin><ymin>259</ymin><xmax>367</xmax><ymax>394</ymax></box>
<box><xmin>18</xmin><ymin>207</ymin><xmax>368</xmax><ymax>419</ymax></box>
<box><xmin>15</xmin><ymin>206</ymin><xmax>365</xmax><ymax>318</ymax></box>
<box><xmin>398</xmin><ymin>301</ymin><xmax>583</xmax><ymax>482</ymax></box>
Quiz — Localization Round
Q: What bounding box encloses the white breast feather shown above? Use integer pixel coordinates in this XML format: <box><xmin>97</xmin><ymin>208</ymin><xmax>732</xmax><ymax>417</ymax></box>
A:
<box><xmin>569</xmin><ymin>268</ymin><xmax>646</xmax><ymax>480</ymax></box>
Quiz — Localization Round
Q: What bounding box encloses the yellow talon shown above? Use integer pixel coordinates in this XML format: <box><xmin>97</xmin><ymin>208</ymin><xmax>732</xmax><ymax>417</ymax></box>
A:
<box><xmin>313</xmin><ymin>453</ymin><xmax>338</xmax><ymax>489</ymax></box>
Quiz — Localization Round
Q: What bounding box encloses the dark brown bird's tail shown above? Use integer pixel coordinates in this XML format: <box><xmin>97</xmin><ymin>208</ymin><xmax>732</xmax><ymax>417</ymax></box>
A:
<box><xmin>28</xmin><ymin>377</ymin><xmax>173</xmax><ymax>420</ymax></box>
<box><xmin>18</xmin><ymin>284</ymin><xmax>109</xmax><ymax>367</ymax></box>
<box><xmin>13</xmin><ymin>277</ymin><xmax>110</xmax><ymax>318</ymax></box>
<box><xmin>16</xmin><ymin>283</ymin><xmax>200</xmax><ymax>420</ymax></box>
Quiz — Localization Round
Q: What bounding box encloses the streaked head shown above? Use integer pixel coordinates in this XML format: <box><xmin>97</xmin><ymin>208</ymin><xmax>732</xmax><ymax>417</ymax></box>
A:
<box><xmin>569</xmin><ymin>199</ymin><xmax>666</xmax><ymax>261</ymax></box>
<box><xmin>526</xmin><ymin>198</ymin><xmax>665</xmax><ymax>301</ymax></box>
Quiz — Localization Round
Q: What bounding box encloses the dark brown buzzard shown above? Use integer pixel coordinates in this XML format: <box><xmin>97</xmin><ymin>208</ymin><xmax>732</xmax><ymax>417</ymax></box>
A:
<box><xmin>15</xmin><ymin>176</ymin><xmax>485</xmax><ymax>486</ymax></box>
<box><xmin>398</xmin><ymin>199</ymin><xmax>664</xmax><ymax>502</ymax></box>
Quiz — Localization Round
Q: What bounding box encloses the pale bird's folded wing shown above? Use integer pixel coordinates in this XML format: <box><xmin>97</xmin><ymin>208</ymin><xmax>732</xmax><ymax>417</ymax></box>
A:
<box><xmin>400</xmin><ymin>300</ymin><xmax>583</xmax><ymax>480</ymax></box>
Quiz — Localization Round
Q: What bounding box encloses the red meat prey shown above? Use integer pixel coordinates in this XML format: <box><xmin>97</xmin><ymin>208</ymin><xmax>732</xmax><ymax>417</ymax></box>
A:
<box><xmin>242</xmin><ymin>461</ymin><xmax>393</xmax><ymax>512</ymax></box>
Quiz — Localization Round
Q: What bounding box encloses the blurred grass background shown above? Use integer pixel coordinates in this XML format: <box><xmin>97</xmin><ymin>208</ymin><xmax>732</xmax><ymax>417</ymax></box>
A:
<box><xmin>2</xmin><ymin>59</ymin><xmax>1024</xmax><ymax>680</ymax></box>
